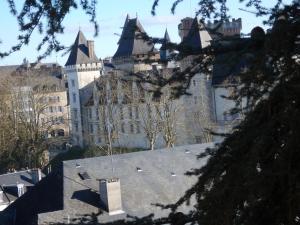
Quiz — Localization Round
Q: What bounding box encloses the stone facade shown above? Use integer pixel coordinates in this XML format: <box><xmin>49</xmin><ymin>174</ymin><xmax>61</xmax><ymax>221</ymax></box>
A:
<box><xmin>65</xmin><ymin>16</ymin><xmax>241</xmax><ymax>149</ymax></box>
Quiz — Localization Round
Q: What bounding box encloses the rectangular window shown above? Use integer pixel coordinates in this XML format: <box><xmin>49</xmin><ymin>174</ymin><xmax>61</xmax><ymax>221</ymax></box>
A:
<box><xmin>90</xmin><ymin>124</ymin><xmax>94</xmax><ymax>133</ymax></box>
<box><xmin>96</xmin><ymin>108</ymin><xmax>99</xmax><ymax>120</ymax></box>
<box><xmin>57</xmin><ymin>96</ymin><xmax>60</xmax><ymax>102</ymax></box>
<box><xmin>97</xmin><ymin>136</ymin><xmax>101</xmax><ymax>143</ymax></box>
<box><xmin>194</xmin><ymin>96</ymin><xmax>197</xmax><ymax>104</ymax></box>
<box><xmin>135</xmin><ymin>106</ymin><xmax>139</xmax><ymax>119</ymax></box>
<box><xmin>136</xmin><ymin>121</ymin><xmax>141</xmax><ymax>133</ymax></box>
<box><xmin>195</xmin><ymin>136</ymin><xmax>202</xmax><ymax>143</ymax></box>
<box><xmin>90</xmin><ymin>135</ymin><xmax>94</xmax><ymax>143</ymax></box>
<box><xmin>50</xmin><ymin>106</ymin><xmax>54</xmax><ymax>113</ymax></box>
<box><xmin>130</xmin><ymin>124</ymin><xmax>134</xmax><ymax>133</ymax></box>
<box><xmin>58</xmin><ymin>106</ymin><xmax>63</xmax><ymax>112</ymax></box>
<box><xmin>74</xmin><ymin>122</ymin><xmax>79</xmax><ymax>132</ymax></box>
<box><xmin>72</xmin><ymin>93</ymin><xmax>76</xmax><ymax>103</ymax></box>
<box><xmin>73</xmin><ymin>108</ymin><xmax>78</xmax><ymax>120</ymax></box>
<box><xmin>129</xmin><ymin>106</ymin><xmax>132</xmax><ymax>119</ymax></box>
<box><xmin>120</xmin><ymin>105</ymin><xmax>124</xmax><ymax>120</ymax></box>
<box><xmin>121</xmin><ymin>123</ymin><xmax>125</xmax><ymax>133</ymax></box>
<box><xmin>71</xmin><ymin>79</ymin><xmax>75</xmax><ymax>87</ymax></box>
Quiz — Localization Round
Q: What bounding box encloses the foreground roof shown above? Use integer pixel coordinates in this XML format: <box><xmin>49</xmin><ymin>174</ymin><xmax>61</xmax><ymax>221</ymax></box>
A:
<box><xmin>0</xmin><ymin>143</ymin><xmax>215</xmax><ymax>225</ymax></box>
<box><xmin>65</xmin><ymin>30</ymin><xmax>99</xmax><ymax>66</ymax></box>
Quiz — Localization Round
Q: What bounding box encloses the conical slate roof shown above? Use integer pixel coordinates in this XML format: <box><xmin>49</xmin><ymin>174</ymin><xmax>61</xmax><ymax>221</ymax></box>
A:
<box><xmin>65</xmin><ymin>30</ymin><xmax>99</xmax><ymax>66</ymax></box>
<box><xmin>181</xmin><ymin>17</ymin><xmax>212</xmax><ymax>50</ymax></box>
<box><xmin>113</xmin><ymin>17</ymin><xmax>155</xmax><ymax>59</ymax></box>
<box><xmin>160</xmin><ymin>28</ymin><xmax>171</xmax><ymax>51</ymax></box>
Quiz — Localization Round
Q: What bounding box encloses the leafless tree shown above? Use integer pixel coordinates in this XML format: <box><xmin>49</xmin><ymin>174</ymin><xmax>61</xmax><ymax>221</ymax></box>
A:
<box><xmin>0</xmin><ymin>69</ymin><xmax>69</xmax><ymax>170</ymax></box>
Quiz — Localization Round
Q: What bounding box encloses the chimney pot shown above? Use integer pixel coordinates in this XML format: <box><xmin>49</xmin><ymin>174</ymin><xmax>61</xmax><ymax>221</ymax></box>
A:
<box><xmin>31</xmin><ymin>168</ymin><xmax>42</xmax><ymax>184</ymax></box>
<box><xmin>17</xmin><ymin>183</ymin><xmax>25</xmax><ymax>197</ymax></box>
<box><xmin>87</xmin><ymin>40</ymin><xmax>95</xmax><ymax>59</ymax></box>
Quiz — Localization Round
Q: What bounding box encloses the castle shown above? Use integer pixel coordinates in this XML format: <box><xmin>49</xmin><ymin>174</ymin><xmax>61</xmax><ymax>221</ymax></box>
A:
<box><xmin>65</xmin><ymin>15</ymin><xmax>242</xmax><ymax>149</ymax></box>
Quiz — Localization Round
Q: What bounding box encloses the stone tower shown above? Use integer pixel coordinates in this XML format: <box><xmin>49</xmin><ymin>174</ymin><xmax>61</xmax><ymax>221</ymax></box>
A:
<box><xmin>65</xmin><ymin>30</ymin><xmax>102</xmax><ymax>146</ymax></box>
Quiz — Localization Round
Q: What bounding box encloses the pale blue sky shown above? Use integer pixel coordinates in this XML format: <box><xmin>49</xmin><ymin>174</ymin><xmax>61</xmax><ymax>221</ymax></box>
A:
<box><xmin>0</xmin><ymin>0</ymin><xmax>289</xmax><ymax>66</ymax></box>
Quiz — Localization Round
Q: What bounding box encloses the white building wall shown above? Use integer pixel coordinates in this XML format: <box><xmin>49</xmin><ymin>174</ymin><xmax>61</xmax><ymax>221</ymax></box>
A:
<box><xmin>66</xmin><ymin>63</ymin><xmax>102</xmax><ymax>147</ymax></box>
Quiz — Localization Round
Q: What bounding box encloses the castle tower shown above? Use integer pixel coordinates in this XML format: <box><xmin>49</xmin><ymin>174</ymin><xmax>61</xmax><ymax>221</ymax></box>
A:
<box><xmin>182</xmin><ymin>17</ymin><xmax>212</xmax><ymax>49</ymax></box>
<box><xmin>112</xmin><ymin>15</ymin><xmax>159</xmax><ymax>72</ymax></box>
<box><xmin>160</xmin><ymin>29</ymin><xmax>171</xmax><ymax>62</ymax></box>
<box><xmin>205</xmin><ymin>18</ymin><xmax>242</xmax><ymax>37</ymax></box>
<box><xmin>65</xmin><ymin>30</ymin><xmax>102</xmax><ymax>146</ymax></box>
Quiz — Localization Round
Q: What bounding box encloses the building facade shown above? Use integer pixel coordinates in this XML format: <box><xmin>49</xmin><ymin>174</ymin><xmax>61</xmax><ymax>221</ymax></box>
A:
<box><xmin>65</xmin><ymin>16</ymin><xmax>242</xmax><ymax>149</ymax></box>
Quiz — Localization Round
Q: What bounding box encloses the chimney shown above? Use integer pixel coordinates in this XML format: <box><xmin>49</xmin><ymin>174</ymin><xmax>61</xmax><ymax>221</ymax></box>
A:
<box><xmin>99</xmin><ymin>178</ymin><xmax>123</xmax><ymax>215</ymax></box>
<box><xmin>17</xmin><ymin>183</ymin><xmax>25</xmax><ymax>197</ymax></box>
<box><xmin>31</xmin><ymin>168</ymin><xmax>42</xmax><ymax>184</ymax></box>
<box><xmin>87</xmin><ymin>40</ymin><xmax>95</xmax><ymax>59</ymax></box>
<box><xmin>0</xmin><ymin>190</ymin><xmax>3</xmax><ymax>203</ymax></box>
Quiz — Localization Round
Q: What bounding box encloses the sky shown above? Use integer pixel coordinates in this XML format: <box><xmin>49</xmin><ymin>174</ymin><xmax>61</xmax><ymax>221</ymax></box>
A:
<box><xmin>0</xmin><ymin>0</ymin><xmax>289</xmax><ymax>66</ymax></box>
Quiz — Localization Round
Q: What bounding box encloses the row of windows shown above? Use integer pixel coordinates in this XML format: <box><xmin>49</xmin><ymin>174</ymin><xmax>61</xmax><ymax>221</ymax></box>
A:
<box><xmin>120</xmin><ymin>105</ymin><xmax>139</xmax><ymax>120</ymax></box>
<box><xmin>120</xmin><ymin>121</ymin><xmax>141</xmax><ymax>134</ymax></box>
<box><xmin>43</xmin><ymin>106</ymin><xmax>64</xmax><ymax>113</ymax></box>
<box><xmin>41</xmin><ymin>96</ymin><xmax>61</xmax><ymax>103</ymax></box>
<box><xmin>88</xmin><ymin>122</ymin><xmax>141</xmax><ymax>135</ymax></box>
<box><xmin>41</xmin><ymin>116</ymin><xmax>65</xmax><ymax>125</ymax></box>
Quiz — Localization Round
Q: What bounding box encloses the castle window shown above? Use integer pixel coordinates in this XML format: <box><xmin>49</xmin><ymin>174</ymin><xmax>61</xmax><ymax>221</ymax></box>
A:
<box><xmin>135</xmin><ymin>106</ymin><xmax>139</xmax><ymax>119</ymax></box>
<box><xmin>136</xmin><ymin>121</ymin><xmax>141</xmax><ymax>133</ymax></box>
<box><xmin>72</xmin><ymin>93</ymin><xmax>76</xmax><ymax>103</ymax></box>
<box><xmin>121</xmin><ymin>123</ymin><xmax>125</xmax><ymax>133</ymax></box>
<box><xmin>130</xmin><ymin>124</ymin><xmax>134</xmax><ymax>133</ymax></box>
<box><xmin>120</xmin><ymin>105</ymin><xmax>124</xmax><ymax>120</ymax></box>
<box><xmin>90</xmin><ymin>124</ymin><xmax>94</xmax><ymax>134</ymax></box>
<box><xmin>73</xmin><ymin>109</ymin><xmax>78</xmax><ymax>120</ymax></box>
<box><xmin>96</xmin><ymin>108</ymin><xmax>99</xmax><ymax>120</ymax></box>
<box><xmin>74</xmin><ymin>122</ymin><xmax>79</xmax><ymax>132</ymax></box>
<box><xmin>128</xmin><ymin>106</ymin><xmax>133</xmax><ymax>119</ymax></box>
<box><xmin>193</xmin><ymin>80</ymin><xmax>196</xmax><ymax>86</ymax></box>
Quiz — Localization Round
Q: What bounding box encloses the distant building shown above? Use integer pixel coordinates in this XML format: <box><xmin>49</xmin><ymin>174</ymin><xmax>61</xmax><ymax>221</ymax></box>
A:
<box><xmin>0</xmin><ymin>63</ymin><xmax>70</xmax><ymax>153</ymax></box>
<box><xmin>64</xmin><ymin>15</ymin><xmax>245</xmax><ymax>149</ymax></box>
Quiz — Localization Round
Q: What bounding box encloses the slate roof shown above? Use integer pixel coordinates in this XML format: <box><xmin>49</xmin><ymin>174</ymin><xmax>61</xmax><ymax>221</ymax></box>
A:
<box><xmin>160</xmin><ymin>29</ymin><xmax>171</xmax><ymax>51</ymax></box>
<box><xmin>181</xmin><ymin>17</ymin><xmax>212</xmax><ymax>53</ymax></box>
<box><xmin>0</xmin><ymin>170</ymin><xmax>45</xmax><ymax>210</ymax></box>
<box><xmin>0</xmin><ymin>169</ymin><xmax>63</xmax><ymax>225</ymax></box>
<box><xmin>0</xmin><ymin>143</ymin><xmax>215</xmax><ymax>225</ymax></box>
<box><xmin>65</xmin><ymin>30</ymin><xmax>99</xmax><ymax>66</ymax></box>
<box><xmin>113</xmin><ymin>17</ymin><xmax>155</xmax><ymax>59</ymax></box>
